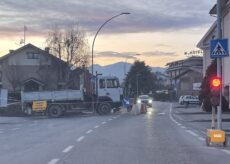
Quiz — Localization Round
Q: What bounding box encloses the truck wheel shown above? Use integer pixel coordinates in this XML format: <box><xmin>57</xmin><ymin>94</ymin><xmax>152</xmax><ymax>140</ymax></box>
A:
<box><xmin>97</xmin><ymin>103</ymin><xmax>111</xmax><ymax>115</ymax></box>
<box><xmin>224</xmin><ymin>135</ymin><xmax>228</xmax><ymax>147</ymax></box>
<box><xmin>206</xmin><ymin>136</ymin><xmax>210</xmax><ymax>146</ymax></box>
<box><xmin>48</xmin><ymin>105</ymin><xmax>63</xmax><ymax>118</ymax></box>
<box><xmin>23</xmin><ymin>104</ymin><xmax>33</xmax><ymax>116</ymax></box>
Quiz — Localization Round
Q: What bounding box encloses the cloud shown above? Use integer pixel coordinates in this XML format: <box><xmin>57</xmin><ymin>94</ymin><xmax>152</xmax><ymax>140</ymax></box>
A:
<box><xmin>95</xmin><ymin>51</ymin><xmax>139</xmax><ymax>59</ymax></box>
<box><xmin>0</xmin><ymin>0</ymin><xmax>216</xmax><ymax>36</ymax></box>
<box><xmin>95</xmin><ymin>50</ymin><xmax>177</xmax><ymax>59</ymax></box>
<box><xmin>142</xmin><ymin>51</ymin><xmax>177</xmax><ymax>57</ymax></box>
<box><xmin>154</xmin><ymin>44</ymin><xmax>171</xmax><ymax>48</ymax></box>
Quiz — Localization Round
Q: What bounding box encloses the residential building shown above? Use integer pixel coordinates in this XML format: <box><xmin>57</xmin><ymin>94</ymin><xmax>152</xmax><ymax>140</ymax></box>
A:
<box><xmin>0</xmin><ymin>43</ymin><xmax>91</xmax><ymax>95</ymax></box>
<box><xmin>166</xmin><ymin>56</ymin><xmax>203</xmax><ymax>98</ymax></box>
<box><xmin>197</xmin><ymin>0</ymin><xmax>230</xmax><ymax>106</ymax></box>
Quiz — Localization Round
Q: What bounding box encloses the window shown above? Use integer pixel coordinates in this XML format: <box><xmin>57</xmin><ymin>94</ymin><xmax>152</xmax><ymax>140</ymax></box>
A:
<box><xmin>99</xmin><ymin>79</ymin><xmax>105</xmax><ymax>88</ymax></box>
<box><xmin>106</xmin><ymin>79</ymin><xmax>119</xmax><ymax>88</ymax></box>
<box><xmin>27</xmin><ymin>52</ymin><xmax>40</xmax><ymax>59</ymax></box>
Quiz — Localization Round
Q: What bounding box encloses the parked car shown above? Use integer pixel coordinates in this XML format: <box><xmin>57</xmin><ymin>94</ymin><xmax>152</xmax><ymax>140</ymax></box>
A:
<box><xmin>179</xmin><ymin>95</ymin><xmax>199</xmax><ymax>105</ymax></box>
<box><xmin>179</xmin><ymin>96</ymin><xmax>185</xmax><ymax>105</ymax></box>
<box><xmin>137</xmin><ymin>95</ymin><xmax>153</xmax><ymax>107</ymax></box>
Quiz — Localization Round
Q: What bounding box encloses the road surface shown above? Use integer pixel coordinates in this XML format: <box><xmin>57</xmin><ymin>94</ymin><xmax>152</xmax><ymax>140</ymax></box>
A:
<box><xmin>0</xmin><ymin>101</ymin><xmax>230</xmax><ymax>164</ymax></box>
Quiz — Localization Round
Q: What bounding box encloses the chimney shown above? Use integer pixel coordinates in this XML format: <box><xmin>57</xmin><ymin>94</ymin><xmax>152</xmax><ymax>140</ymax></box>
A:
<box><xmin>44</xmin><ymin>47</ymin><xmax>50</xmax><ymax>53</ymax></box>
<box><xmin>9</xmin><ymin>50</ymin><xmax>14</xmax><ymax>53</ymax></box>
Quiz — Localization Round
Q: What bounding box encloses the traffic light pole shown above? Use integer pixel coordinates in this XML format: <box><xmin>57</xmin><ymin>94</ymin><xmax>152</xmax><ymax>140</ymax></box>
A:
<box><xmin>217</xmin><ymin>0</ymin><xmax>222</xmax><ymax>130</ymax></box>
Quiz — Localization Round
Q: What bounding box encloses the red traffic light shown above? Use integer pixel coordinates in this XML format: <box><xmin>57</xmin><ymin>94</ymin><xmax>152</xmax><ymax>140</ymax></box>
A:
<box><xmin>210</xmin><ymin>77</ymin><xmax>221</xmax><ymax>89</ymax></box>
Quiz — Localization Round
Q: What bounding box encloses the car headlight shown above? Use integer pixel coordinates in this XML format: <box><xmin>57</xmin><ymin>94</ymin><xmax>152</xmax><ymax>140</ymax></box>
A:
<box><xmin>137</xmin><ymin>99</ymin><xmax>141</xmax><ymax>104</ymax></box>
<box><xmin>148</xmin><ymin>99</ymin><xmax>152</xmax><ymax>103</ymax></box>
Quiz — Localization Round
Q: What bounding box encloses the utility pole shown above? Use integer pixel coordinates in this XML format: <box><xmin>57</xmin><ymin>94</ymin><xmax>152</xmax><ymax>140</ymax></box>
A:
<box><xmin>217</xmin><ymin>0</ymin><xmax>222</xmax><ymax>130</ymax></box>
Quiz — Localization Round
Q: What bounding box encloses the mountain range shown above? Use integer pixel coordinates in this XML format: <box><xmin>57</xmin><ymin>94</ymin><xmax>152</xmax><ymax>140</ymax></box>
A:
<box><xmin>90</xmin><ymin>62</ymin><xmax>166</xmax><ymax>81</ymax></box>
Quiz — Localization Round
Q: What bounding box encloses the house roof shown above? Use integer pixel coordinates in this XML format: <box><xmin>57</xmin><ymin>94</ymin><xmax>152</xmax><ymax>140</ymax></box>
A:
<box><xmin>172</xmin><ymin>68</ymin><xmax>202</xmax><ymax>80</ymax></box>
<box><xmin>0</xmin><ymin>43</ymin><xmax>66</xmax><ymax>65</ymax></box>
<box><xmin>197</xmin><ymin>22</ymin><xmax>217</xmax><ymax>49</ymax></box>
<box><xmin>165</xmin><ymin>56</ymin><xmax>202</xmax><ymax>66</ymax></box>
<box><xmin>209</xmin><ymin>0</ymin><xmax>229</xmax><ymax>15</ymax></box>
<box><xmin>22</xmin><ymin>77</ymin><xmax>45</xmax><ymax>86</ymax></box>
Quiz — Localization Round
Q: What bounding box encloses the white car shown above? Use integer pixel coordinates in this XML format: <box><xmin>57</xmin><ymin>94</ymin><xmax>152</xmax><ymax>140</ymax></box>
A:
<box><xmin>179</xmin><ymin>96</ymin><xmax>184</xmax><ymax>105</ymax></box>
<box><xmin>179</xmin><ymin>95</ymin><xmax>199</xmax><ymax>105</ymax></box>
<box><xmin>137</xmin><ymin>95</ymin><xmax>153</xmax><ymax>107</ymax></box>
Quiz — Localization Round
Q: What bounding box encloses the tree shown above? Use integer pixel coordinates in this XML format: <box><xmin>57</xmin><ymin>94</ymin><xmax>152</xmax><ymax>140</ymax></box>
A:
<box><xmin>199</xmin><ymin>60</ymin><xmax>216</xmax><ymax>111</ymax></box>
<box><xmin>46</xmin><ymin>24</ymin><xmax>90</xmax><ymax>67</ymax></box>
<box><xmin>124</xmin><ymin>61</ymin><xmax>155</xmax><ymax>97</ymax></box>
<box><xmin>200</xmin><ymin>60</ymin><xmax>229</xmax><ymax>112</ymax></box>
<box><xmin>46</xmin><ymin>24</ymin><xmax>90</xmax><ymax>87</ymax></box>
<box><xmin>199</xmin><ymin>60</ymin><xmax>217</xmax><ymax>102</ymax></box>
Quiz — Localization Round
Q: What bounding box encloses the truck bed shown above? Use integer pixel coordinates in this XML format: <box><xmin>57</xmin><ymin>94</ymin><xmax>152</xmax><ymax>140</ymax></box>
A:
<box><xmin>21</xmin><ymin>90</ymin><xmax>84</xmax><ymax>103</ymax></box>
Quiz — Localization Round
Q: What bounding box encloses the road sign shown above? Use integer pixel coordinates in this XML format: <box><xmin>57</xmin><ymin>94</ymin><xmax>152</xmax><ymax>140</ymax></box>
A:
<box><xmin>210</xmin><ymin>39</ymin><xmax>229</xmax><ymax>58</ymax></box>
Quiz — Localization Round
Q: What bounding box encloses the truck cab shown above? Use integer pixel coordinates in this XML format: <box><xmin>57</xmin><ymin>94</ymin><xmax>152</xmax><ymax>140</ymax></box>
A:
<box><xmin>97</xmin><ymin>76</ymin><xmax>123</xmax><ymax>109</ymax></box>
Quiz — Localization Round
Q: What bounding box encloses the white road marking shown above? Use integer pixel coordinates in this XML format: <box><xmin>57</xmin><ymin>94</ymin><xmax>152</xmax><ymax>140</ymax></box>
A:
<box><xmin>169</xmin><ymin>104</ymin><xmax>177</xmax><ymax>123</ymax></box>
<box><xmin>101</xmin><ymin>121</ymin><xmax>106</xmax><ymax>124</ymax></box>
<box><xmin>186</xmin><ymin>130</ymin><xmax>199</xmax><ymax>137</ymax></box>
<box><xmin>181</xmin><ymin>126</ymin><xmax>186</xmax><ymax>129</ymax></box>
<box><xmin>62</xmin><ymin>145</ymin><xmax>74</xmax><ymax>153</ymax></box>
<box><xmin>174</xmin><ymin>114</ymin><xmax>184</xmax><ymax>121</ymax></box>
<box><xmin>77</xmin><ymin>136</ymin><xmax>85</xmax><ymax>142</ymax></box>
<box><xmin>86</xmin><ymin>129</ymin><xmax>93</xmax><ymax>134</ymax></box>
<box><xmin>108</xmin><ymin>118</ymin><xmax>113</xmax><ymax>121</ymax></box>
<box><xmin>113</xmin><ymin>117</ymin><xmax>117</xmax><ymax>119</ymax></box>
<box><xmin>198</xmin><ymin>137</ymin><xmax>205</xmax><ymax>141</ymax></box>
<box><xmin>11</xmin><ymin>128</ymin><xmax>20</xmax><ymax>131</ymax></box>
<box><xmin>221</xmin><ymin>149</ymin><xmax>230</xmax><ymax>155</ymax></box>
<box><xmin>201</xmin><ymin>131</ymin><xmax>206</xmax><ymax>135</ymax></box>
<box><xmin>48</xmin><ymin>158</ymin><xmax>59</xmax><ymax>164</ymax></box>
<box><xmin>158</xmin><ymin>112</ymin><xmax>166</xmax><ymax>115</ymax></box>
<box><xmin>94</xmin><ymin>125</ymin><xmax>100</xmax><ymax>128</ymax></box>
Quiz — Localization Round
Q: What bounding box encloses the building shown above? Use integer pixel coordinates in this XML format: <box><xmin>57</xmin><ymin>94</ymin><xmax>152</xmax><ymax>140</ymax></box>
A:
<box><xmin>166</xmin><ymin>56</ymin><xmax>203</xmax><ymax>98</ymax></box>
<box><xmin>197</xmin><ymin>0</ymin><xmax>230</xmax><ymax>106</ymax></box>
<box><xmin>154</xmin><ymin>71</ymin><xmax>170</xmax><ymax>88</ymax></box>
<box><xmin>0</xmin><ymin>43</ymin><xmax>91</xmax><ymax>94</ymax></box>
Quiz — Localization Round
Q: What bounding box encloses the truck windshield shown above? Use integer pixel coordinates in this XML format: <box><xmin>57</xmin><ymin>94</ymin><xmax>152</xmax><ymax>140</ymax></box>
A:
<box><xmin>106</xmin><ymin>79</ymin><xmax>119</xmax><ymax>88</ymax></box>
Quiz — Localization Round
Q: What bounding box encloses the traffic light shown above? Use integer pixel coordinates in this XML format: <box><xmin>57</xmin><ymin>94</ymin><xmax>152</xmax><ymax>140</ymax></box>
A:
<box><xmin>210</xmin><ymin>77</ymin><xmax>221</xmax><ymax>91</ymax></box>
<box><xmin>210</xmin><ymin>76</ymin><xmax>221</xmax><ymax>107</ymax></box>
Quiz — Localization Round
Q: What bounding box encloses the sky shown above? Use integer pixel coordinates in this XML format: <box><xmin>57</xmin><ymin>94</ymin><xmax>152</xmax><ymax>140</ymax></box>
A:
<box><xmin>0</xmin><ymin>0</ymin><xmax>216</xmax><ymax>67</ymax></box>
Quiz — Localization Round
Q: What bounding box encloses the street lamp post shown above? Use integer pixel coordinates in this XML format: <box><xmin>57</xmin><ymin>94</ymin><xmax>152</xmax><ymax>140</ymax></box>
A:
<box><xmin>136</xmin><ymin>74</ymin><xmax>140</xmax><ymax>97</ymax></box>
<box><xmin>91</xmin><ymin>12</ymin><xmax>130</xmax><ymax>112</ymax></box>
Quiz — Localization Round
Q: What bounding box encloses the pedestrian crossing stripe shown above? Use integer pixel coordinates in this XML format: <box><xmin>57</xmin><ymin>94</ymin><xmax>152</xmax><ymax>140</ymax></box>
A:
<box><xmin>211</xmin><ymin>42</ymin><xmax>227</xmax><ymax>56</ymax></box>
<box><xmin>210</xmin><ymin>39</ymin><xmax>229</xmax><ymax>58</ymax></box>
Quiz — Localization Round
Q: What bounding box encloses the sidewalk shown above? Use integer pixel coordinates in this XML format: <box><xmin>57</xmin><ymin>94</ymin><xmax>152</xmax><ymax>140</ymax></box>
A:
<box><xmin>173</xmin><ymin>103</ymin><xmax>230</xmax><ymax>135</ymax></box>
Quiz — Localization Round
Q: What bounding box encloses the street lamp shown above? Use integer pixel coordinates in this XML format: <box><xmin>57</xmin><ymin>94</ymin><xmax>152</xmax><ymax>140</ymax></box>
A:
<box><xmin>91</xmin><ymin>12</ymin><xmax>130</xmax><ymax>112</ymax></box>
<box><xmin>91</xmin><ymin>12</ymin><xmax>130</xmax><ymax>77</ymax></box>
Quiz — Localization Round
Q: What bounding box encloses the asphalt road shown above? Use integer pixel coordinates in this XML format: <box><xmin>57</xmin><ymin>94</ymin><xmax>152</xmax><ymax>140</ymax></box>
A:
<box><xmin>1</xmin><ymin>102</ymin><xmax>230</xmax><ymax>164</ymax></box>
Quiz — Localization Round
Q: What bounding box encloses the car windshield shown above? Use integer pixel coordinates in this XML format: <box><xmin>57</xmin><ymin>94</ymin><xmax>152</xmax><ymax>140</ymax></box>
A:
<box><xmin>139</xmin><ymin>95</ymin><xmax>149</xmax><ymax>99</ymax></box>
<box><xmin>0</xmin><ymin>1</ymin><xmax>228</xmax><ymax>164</ymax></box>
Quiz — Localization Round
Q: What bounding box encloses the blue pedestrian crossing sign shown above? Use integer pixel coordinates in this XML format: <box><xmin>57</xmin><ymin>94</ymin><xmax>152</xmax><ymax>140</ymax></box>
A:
<box><xmin>210</xmin><ymin>39</ymin><xmax>229</xmax><ymax>58</ymax></box>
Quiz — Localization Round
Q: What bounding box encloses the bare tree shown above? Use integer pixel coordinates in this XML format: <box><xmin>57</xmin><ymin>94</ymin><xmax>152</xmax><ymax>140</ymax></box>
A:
<box><xmin>46</xmin><ymin>24</ymin><xmax>90</xmax><ymax>67</ymax></box>
<box><xmin>46</xmin><ymin>23</ymin><xmax>90</xmax><ymax>88</ymax></box>
<box><xmin>46</xmin><ymin>26</ymin><xmax>63</xmax><ymax>60</ymax></box>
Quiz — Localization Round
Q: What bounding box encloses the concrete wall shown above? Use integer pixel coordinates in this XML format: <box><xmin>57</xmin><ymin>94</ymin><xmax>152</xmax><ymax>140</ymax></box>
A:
<box><xmin>223</xmin><ymin>10</ymin><xmax>230</xmax><ymax>89</ymax></box>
